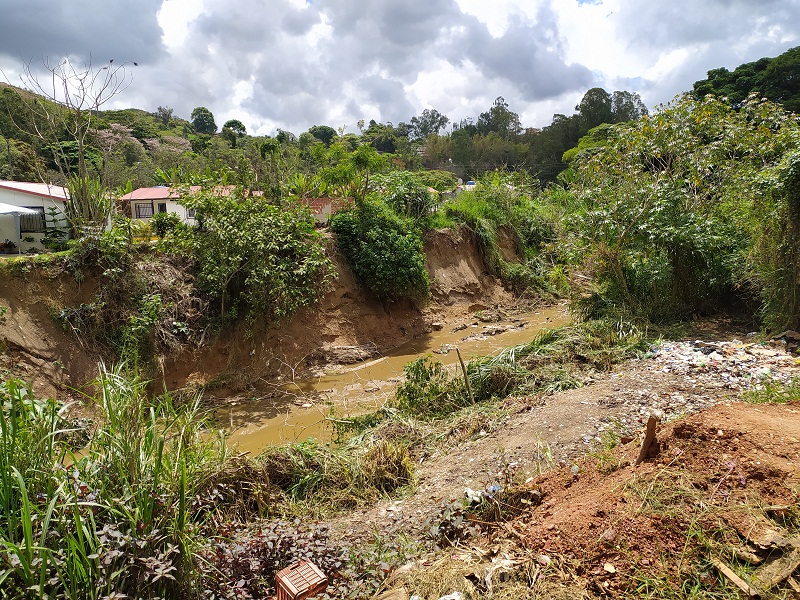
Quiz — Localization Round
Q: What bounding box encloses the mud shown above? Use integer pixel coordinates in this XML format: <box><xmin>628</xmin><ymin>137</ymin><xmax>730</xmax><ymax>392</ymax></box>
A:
<box><xmin>217</xmin><ymin>305</ymin><xmax>569</xmax><ymax>453</ymax></box>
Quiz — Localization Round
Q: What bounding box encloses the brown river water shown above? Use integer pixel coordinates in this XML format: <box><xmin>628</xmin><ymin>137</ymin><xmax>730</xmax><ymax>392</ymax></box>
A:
<box><xmin>216</xmin><ymin>305</ymin><xmax>569</xmax><ymax>454</ymax></box>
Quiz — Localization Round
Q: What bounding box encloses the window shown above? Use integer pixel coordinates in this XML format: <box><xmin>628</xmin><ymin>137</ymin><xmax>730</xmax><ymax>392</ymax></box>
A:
<box><xmin>186</xmin><ymin>208</ymin><xmax>196</xmax><ymax>219</ymax></box>
<box><xmin>135</xmin><ymin>203</ymin><xmax>154</xmax><ymax>218</ymax></box>
<box><xmin>157</xmin><ymin>203</ymin><xmax>167</xmax><ymax>213</ymax></box>
<box><xmin>20</xmin><ymin>207</ymin><xmax>46</xmax><ymax>233</ymax></box>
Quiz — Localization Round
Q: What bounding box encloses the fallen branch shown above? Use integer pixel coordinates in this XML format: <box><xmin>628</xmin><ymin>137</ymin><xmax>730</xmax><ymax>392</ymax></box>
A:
<box><xmin>752</xmin><ymin>547</ymin><xmax>800</xmax><ymax>594</ymax></box>
<box><xmin>710</xmin><ymin>557</ymin><xmax>759</xmax><ymax>599</ymax></box>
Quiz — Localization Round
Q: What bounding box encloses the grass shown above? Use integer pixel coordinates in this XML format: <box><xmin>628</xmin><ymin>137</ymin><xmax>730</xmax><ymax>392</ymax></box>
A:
<box><xmin>743</xmin><ymin>377</ymin><xmax>800</xmax><ymax>404</ymax></box>
<box><xmin>0</xmin><ymin>366</ymin><xmax>230</xmax><ymax>599</ymax></box>
<box><xmin>622</xmin><ymin>463</ymin><xmax>800</xmax><ymax>600</ymax></box>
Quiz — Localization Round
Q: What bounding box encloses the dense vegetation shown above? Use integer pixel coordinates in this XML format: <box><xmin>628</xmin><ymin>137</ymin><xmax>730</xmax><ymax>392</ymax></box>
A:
<box><xmin>693</xmin><ymin>45</ymin><xmax>800</xmax><ymax>112</ymax></box>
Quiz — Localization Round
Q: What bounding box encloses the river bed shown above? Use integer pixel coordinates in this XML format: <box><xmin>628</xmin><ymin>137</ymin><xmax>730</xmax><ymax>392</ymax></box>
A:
<box><xmin>216</xmin><ymin>305</ymin><xmax>569</xmax><ymax>454</ymax></box>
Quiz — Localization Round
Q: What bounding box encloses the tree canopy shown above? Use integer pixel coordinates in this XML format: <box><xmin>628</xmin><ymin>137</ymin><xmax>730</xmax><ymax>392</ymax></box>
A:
<box><xmin>191</xmin><ymin>106</ymin><xmax>217</xmax><ymax>134</ymax></box>
<box><xmin>693</xmin><ymin>46</ymin><xmax>800</xmax><ymax>112</ymax></box>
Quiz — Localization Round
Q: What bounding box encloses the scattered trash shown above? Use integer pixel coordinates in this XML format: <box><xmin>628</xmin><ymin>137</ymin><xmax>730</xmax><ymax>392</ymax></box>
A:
<box><xmin>651</xmin><ymin>340</ymin><xmax>800</xmax><ymax>391</ymax></box>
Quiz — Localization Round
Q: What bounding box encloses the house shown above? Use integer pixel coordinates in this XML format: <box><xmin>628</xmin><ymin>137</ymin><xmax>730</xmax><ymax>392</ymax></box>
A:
<box><xmin>122</xmin><ymin>185</ymin><xmax>351</xmax><ymax>225</ymax></box>
<box><xmin>0</xmin><ymin>181</ymin><xmax>69</xmax><ymax>254</ymax></box>
<box><xmin>119</xmin><ymin>185</ymin><xmax>202</xmax><ymax>224</ymax></box>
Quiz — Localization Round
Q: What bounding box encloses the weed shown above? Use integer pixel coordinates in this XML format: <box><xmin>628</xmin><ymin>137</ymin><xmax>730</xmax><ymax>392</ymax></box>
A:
<box><xmin>589</xmin><ymin>429</ymin><xmax>629</xmax><ymax>475</ymax></box>
<box><xmin>743</xmin><ymin>377</ymin><xmax>800</xmax><ymax>404</ymax></box>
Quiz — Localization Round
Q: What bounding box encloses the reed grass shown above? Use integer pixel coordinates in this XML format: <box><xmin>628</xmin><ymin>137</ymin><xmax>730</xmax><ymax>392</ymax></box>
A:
<box><xmin>0</xmin><ymin>365</ymin><xmax>229</xmax><ymax>599</ymax></box>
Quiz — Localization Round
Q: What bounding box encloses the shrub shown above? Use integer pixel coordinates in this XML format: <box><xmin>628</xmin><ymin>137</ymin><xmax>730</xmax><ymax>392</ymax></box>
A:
<box><xmin>331</xmin><ymin>198</ymin><xmax>430</xmax><ymax>301</ymax></box>
<box><xmin>177</xmin><ymin>187</ymin><xmax>335</xmax><ymax>322</ymax></box>
<box><xmin>149</xmin><ymin>211</ymin><xmax>182</xmax><ymax>238</ymax></box>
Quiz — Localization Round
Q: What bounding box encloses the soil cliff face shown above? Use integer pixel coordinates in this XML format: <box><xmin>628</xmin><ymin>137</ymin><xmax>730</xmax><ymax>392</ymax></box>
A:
<box><xmin>0</xmin><ymin>226</ymin><xmax>514</xmax><ymax>398</ymax></box>
<box><xmin>0</xmin><ymin>267</ymin><xmax>99</xmax><ymax>399</ymax></box>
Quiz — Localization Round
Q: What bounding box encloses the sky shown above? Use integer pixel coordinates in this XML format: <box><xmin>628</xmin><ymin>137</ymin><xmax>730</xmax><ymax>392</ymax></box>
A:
<box><xmin>0</xmin><ymin>0</ymin><xmax>798</xmax><ymax>137</ymax></box>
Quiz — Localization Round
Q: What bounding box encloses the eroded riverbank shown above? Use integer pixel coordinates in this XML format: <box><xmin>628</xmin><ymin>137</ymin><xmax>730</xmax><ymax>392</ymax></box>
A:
<box><xmin>215</xmin><ymin>304</ymin><xmax>569</xmax><ymax>453</ymax></box>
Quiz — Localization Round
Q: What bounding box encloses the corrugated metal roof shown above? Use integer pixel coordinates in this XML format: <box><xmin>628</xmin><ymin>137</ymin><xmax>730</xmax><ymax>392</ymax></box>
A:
<box><xmin>0</xmin><ymin>181</ymin><xmax>68</xmax><ymax>201</ymax></box>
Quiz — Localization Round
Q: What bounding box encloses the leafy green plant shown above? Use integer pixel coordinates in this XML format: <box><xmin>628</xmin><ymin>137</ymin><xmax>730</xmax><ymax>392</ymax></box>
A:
<box><xmin>149</xmin><ymin>211</ymin><xmax>182</xmax><ymax>238</ymax></box>
<box><xmin>331</xmin><ymin>198</ymin><xmax>430</xmax><ymax>301</ymax></box>
<box><xmin>743</xmin><ymin>377</ymin><xmax>800</xmax><ymax>404</ymax></box>
<box><xmin>568</xmin><ymin>93</ymin><xmax>800</xmax><ymax>325</ymax></box>
<box><xmin>0</xmin><ymin>367</ymin><xmax>230</xmax><ymax>599</ymax></box>
<box><xmin>176</xmin><ymin>186</ymin><xmax>335</xmax><ymax>323</ymax></box>
<box><xmin>393</xmin><ymin>356</ymin><xmax>466</xmax><ymax>418</ymax></box>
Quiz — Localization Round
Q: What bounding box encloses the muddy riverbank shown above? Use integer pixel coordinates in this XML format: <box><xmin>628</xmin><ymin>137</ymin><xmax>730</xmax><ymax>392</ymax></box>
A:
<box><xmin>216</xmin><ymin>304</ymin><xmax>569</xmax><ymax>453</ymax></box>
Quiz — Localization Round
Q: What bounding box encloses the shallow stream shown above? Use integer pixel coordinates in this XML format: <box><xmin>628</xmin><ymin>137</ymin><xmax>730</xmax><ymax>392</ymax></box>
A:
<box><xmin>217</xmin><ymin>305</ymin><xmax>569</xmax><ymax>454</ymax></box>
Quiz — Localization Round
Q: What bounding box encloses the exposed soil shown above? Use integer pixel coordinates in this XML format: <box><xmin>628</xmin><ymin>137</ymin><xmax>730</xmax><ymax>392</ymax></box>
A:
<box><xmin>0</xmin><ymin>226</ymin><xmax>516</xmax><ymax>398</ymax></box>
<box><xmin>327</xmin><ymin>325</ymin><xmax>800</xmax><ymax>598</ymax></box>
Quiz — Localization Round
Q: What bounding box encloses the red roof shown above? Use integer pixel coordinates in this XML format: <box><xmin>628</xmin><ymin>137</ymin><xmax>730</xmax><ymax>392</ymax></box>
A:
<box><xmin>0</xmin><ymin>181</ymin><xmax>68</xmax><ymax>202</ymax></box>
<box><xmin>119</xmin><ymin>185</ymin><xmax>264</xmax><ymax>201</ymax></box>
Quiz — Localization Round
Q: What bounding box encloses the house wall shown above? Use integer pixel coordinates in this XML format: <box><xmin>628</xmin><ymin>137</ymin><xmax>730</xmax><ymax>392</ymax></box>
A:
<box><xmin>0</xmin><ymin>188</ymin><xmax>69</xmax><ymax>254</ymax></box>
<box><xmin>130</xmin><ymin>199</ymin><xmax>195</xmax><ymax>224</ymax></box>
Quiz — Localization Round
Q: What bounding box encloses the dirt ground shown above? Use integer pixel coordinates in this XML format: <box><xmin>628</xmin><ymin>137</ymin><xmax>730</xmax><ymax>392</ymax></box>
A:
<box><xmin>328</xmin><ymin>328</ymin><xmax>800</xmax><ymax>598</ymax></box>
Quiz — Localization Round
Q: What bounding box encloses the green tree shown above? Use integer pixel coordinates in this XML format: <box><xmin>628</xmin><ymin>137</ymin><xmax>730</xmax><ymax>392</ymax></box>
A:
<box><xmin>221</xmin><ymin>118</ymin><xmax>246</xmax><ymax>148</ymax></box>
<box><xmin>477</xmin><ymin>97</ymin><xmax>520</xmax><ymax>139</ymax></box>
<box><xmin>375</xmin><ymin>171</ymin><xmax>436</xmax><ymax>223</ymax></box>
<box><xmin>692</xmin><ymin>46</ymin><xmax>800</xmax><ymax>112</ymax></box>
<box><xmin>307</xmin><ymin>125</ymin><xmax>337</xmax><ymax>146</ymax></box>
<box><xmin>568</xmin><ymin>93</ymin><xmax>800</xmax><ymax>325</ymax></box>
<box><xmin>155</xmin><ymin>105</ymin><xmax>174</xmax><ymax>127</ymax></box>
<box><xmin>178</xmin><ymin>186</ymin><xmax>335</xmax><ymax>322</ymax></box>
<box><xmin>190</xmin><ymin>106</ymin><xmax>217</xmax><ymax>135</ymax></box>
<box><xmin>331</xmin><ymin>198</ymin><xmax>429</xmax><ymax>301</ymax></box>
<box><xmin>410</xmin><ymin>108</ymin><xmax>450</xmax><ymax>141</ymax></box>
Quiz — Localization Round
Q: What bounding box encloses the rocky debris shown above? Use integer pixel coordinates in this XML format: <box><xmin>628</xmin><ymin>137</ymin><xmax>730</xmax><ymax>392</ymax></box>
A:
<box><xmin>475</xmin><ymin>308</ymin><xmax>508</xmax><ymax>323</ymax></box>
<box><xmin>460</xmin><ymin>321</ymin><xmax>528</xmax><ymax>342</ymax></box>
<box><xmin>312</xmin><ymin>343</ymin><xmax>380</xmax><ymax>365</ymax></box>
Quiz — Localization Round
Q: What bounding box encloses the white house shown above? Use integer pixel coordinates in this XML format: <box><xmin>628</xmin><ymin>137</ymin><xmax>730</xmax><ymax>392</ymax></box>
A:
<box><xmin>0</xmin><ymin>181</ymin><xmax>69</xmax><ymax>254</ymax></box>
<box><xmin>119</xmin><ymin>185</ymin><xmax>200</xmax><ymax>224</ymax></box>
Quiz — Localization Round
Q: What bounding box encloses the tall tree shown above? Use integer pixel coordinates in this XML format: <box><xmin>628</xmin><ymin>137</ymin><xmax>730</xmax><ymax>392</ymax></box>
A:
<box><xmin>409</xmin><ymin>108</ymin><xmax>450</xmax><ymax>141</ymax></box>
<box><xmin>307</xmin><ymin>125</ymin><xmax>337</xmax><ymax>146</ymax></box>
<box><xmin>610</xmin><ymin>91</ymin><xmax>648</xmax><ymax>122</ymax></box>
<box><xmin>7</xmin><ymin>57</ymin><xmax>132</xmax><ymax>233</ymax></box>
<box><xmin>221</xmin><ymin>119</ymin><xmax>246</xmax><ymax>148</ymax></box>
<box><xmin>477</xmin><ymin>97</ymin><xmax>521</xmax><ymax>139</ymax></box>
<box><xmin>155</xmin><ymin>105</ymin><xmax>174</xmax><ymax>127</ymax></box>
<box><xmin>576</xmin><ymin>88</ymin><xmax>613</xmax><ymax>130</ymax></box>
<box><xmin>191</xmin><ymin>106</ymin><xmax>217</xmax><ymax>134</ymax></box>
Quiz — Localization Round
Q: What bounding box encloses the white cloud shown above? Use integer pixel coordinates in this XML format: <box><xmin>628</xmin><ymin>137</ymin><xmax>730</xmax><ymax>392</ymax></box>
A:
<box><xmin>0</xmin><ymin>0</ymin><xmax>798</xmax><ymax>136</ymax></box>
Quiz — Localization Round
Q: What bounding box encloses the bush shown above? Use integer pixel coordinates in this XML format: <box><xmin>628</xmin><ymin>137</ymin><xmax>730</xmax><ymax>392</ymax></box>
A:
<box><xmin>177</xmin><ymin>188</ymin><xmax>335</xmax><ymax>322</ymax></box>
<box><xmin>331</xmin><ymin>198</ymin><xmax>430</xmax><ymax>301</ymax></box>
<box><xmin>150</xmin><ymin>211</ymin><xmax>182</xmax><ymax>238</ymax></box>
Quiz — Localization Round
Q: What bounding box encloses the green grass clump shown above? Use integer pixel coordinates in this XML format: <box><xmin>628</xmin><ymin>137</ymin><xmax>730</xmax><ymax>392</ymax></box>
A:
<box><xmin>743</xmin><ymin>377</ymin><xmax>800</xmax><ymax>404</ymax></box>
<box><xmin>0</xmin><ymin>366</ymin><xmax>229</xmax><ymax>599</ymax></box>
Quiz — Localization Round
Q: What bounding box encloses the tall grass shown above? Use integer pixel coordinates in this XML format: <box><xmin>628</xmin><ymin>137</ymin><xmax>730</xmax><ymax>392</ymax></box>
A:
<box><xmin>0</xmin><ymin>365</ymin><xmax>228</xmax><ymax>599</ymax></box>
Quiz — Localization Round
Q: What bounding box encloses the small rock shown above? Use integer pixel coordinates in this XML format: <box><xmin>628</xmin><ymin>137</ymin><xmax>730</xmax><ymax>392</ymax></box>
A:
<box><xmin>604</xmin><ymin>563</ymin><xmax>616</xmax><ymax>574</ymax></box>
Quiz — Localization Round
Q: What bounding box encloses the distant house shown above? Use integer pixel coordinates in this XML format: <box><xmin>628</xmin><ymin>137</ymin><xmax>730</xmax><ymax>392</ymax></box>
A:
<box><xmin>0</xmin><ymin>181</ymin><xmax>69</xmax><ymax>254</ymax></box>
<box><xmin>121</xmin><ymin>185</ymin><xmax>351</xmax><ymax>225</ymax></box>
<box><xmin>119</xmin><ymin>185</ymin><xmax>202</xmax><ymax>224</ymax></box>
